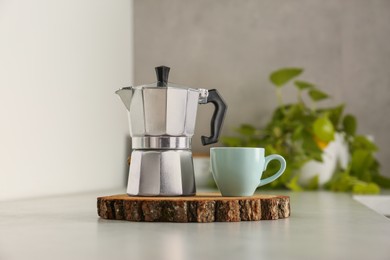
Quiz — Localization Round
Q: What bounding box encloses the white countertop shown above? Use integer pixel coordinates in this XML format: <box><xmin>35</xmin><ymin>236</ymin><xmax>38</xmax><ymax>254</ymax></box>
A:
<box><xmin>1</xmin><ymin>189</ymin><xmax>390</xmax><ymax>260</ymax></box>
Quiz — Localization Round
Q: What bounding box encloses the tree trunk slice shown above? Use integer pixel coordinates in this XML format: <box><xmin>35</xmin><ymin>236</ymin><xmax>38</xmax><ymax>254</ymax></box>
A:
<box><xmin>97</xmin><ymin>193</ymin><xmax>290</xmax><ymax>223</ymax></box>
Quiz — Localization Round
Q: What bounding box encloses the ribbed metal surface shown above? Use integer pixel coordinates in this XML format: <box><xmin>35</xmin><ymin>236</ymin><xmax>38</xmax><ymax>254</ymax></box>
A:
<box><xmin>125</xmin><ymin>87</ymin><xmax>205</xmax><ymax>137</ymax></box>
<box><xmin>127</xmin><ymin>150</ymin><xmax>196</xmax><ymax>196</ymax></box>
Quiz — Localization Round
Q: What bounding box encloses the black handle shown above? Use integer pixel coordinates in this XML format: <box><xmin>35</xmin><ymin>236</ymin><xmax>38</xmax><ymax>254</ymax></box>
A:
<box><xmin>155</xmin><ymin>66</ymin><xmax>170</xmax><ymax>87</ymax></box>
<box><xmin>201</xmin><ymin>89</ymin><xmax>227</xmax><ymax>145</ymax></box>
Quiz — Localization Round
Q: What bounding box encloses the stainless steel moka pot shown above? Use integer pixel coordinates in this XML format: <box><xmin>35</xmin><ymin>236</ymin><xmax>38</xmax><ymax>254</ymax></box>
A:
<box><xmin>116</xmin><ymin>66</ymin><xmax>227</xmax><ymax>196</ymax></box>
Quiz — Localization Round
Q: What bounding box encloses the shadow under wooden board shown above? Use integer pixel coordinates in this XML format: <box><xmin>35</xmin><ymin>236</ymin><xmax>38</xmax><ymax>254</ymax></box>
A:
<box><xmin>97</xmin><ymin>193</ymin><xmax>290</xmax><ymax>223</ymax></box>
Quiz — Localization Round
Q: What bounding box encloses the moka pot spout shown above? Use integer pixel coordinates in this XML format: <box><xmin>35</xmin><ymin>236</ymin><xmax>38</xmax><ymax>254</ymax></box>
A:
<box><xmin>115</xmin><ymin>87</ymin><xmax>133</xmax><ymax>111</ymax></box>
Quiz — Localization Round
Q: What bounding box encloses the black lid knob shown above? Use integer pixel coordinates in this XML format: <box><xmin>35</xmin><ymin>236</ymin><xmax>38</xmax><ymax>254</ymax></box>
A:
<box><xmin>155</xmin><ymin>66</ymin><xmax>170</xmax><ymax>87</ymax></box>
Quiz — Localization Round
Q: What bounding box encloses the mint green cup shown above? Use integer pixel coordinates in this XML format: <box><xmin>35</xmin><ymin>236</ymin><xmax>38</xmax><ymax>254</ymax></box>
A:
<box><xmin>210</xmin><ymin>147</ymin><xmax>286</xmax><ymax>197</ymax></box>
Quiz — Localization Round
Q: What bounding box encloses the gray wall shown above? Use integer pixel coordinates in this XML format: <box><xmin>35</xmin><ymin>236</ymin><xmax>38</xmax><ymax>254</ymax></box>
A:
<box><xmin>134</xmin><ymin>0</ymin><xmax>390</xmax><ymax>176</ymax></box>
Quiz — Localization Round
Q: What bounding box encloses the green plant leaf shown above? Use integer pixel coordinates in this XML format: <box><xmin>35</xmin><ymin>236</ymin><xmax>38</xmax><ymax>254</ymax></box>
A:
<box><xmin>236</xmin><ymin>124</ymin><xmax>256</xmax><ymax>136</ymax></box>
<box><xmin>265</xmin><ymin>145</ymin><xmax>279</xmax><ymax>155</ymax></box>
<box><xmin>221</xmin><ymin>137</ymin><xmax>243</xmax><ymax>147</ymax></box>
<box><xmin>272</xmin><ymin>126</ymin><xmax>282</xmax><ymax>138</ymax></box>
<box><xmin>352</xmin><ymin>182</ymin><xmax>380</xmax><ymax>194</ymax></box>
<box><xmin>284</xmin><ymin>104</ymin><xmax>305</xmax><ymax>121</ymax></box>
<box><xmin>307</xmin><ymin>175</ymin><xmax>319</xmax><ymax>190</ymax></box>
<box><xmin>318</xmin><ymin>105</ymin><xmax>344</xmax><ymax>129</ymax></box>
<box><xmin>270</xmin><ymin>68</ymin><xmax>303</xmax><ymax>87</ymax></box>
<box><xmin>286</xmin><ymin>175</ymin><xmax>304</xmax><ymax>191</ymax></box>
<box><xmin>294</xmin><ymin>80</ymin><xmax>314</xmax><ymax>90</ymax></box>
<box><xmin>342</xmin><ymin>114</ymin><xmax>357</xmax><ymax>136</ymax></box>
<box><xmin>372</xmin><ymin>174</ymin><xmax>390</xmax><ymax>188</ymax></box>
<box><xmin>325</xmin><ymin>169</ymin><xmax>381</xmax><ymax>194</ymax></box>
<box><xmin>302</xmin><ymin>134</ymin><xmax>323</xmax><ymax>161</ymax></box>
<box><xmin>351</xmin><ymin>135</ymin><xmax>378</xmax><ymax>152</ymax></box>
<box><xmin>325</xmin><ymin>170</ymin><xmax>353</xmax><ymax>192</ymax></box>
<box><xmin>350</xmin><ymin>149</ymin><xmax>373</xmax><ymax>178</ymax></box>
<box><xmin>292</xmin><ymin>125</ymin><xmax>304</xmax><ymax>140</ymax></box>
<box><xmin>308</xmin><ymin>89</ymin><xmax>329</xmax><ymax>101</ymax></box>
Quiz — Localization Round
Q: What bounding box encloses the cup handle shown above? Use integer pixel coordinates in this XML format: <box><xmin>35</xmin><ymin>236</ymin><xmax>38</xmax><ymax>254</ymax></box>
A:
<box><xmin>258</xmin><ymin>154</ymin><xmax>286</xmax><ymax>187</ymax></box>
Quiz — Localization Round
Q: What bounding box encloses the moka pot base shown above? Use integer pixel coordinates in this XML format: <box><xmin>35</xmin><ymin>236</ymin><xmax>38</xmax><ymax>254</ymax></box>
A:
<box><xmin>127</xmin><ymin>149</ymin><xmax>196</xmax><ymax>196</ymax></box>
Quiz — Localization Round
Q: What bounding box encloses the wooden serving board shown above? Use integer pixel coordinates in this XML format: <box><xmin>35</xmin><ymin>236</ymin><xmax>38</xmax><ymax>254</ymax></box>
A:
<box><xmin>97</xmin><ymin>193</ymin><xmax>290</xmax><ymax>223</ymax></box>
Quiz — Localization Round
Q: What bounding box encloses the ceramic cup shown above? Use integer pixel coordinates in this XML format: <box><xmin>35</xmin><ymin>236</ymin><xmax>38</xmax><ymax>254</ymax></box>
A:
<box><xmin>210</xmin><ymin>147</ymin><xmax>286</xmax><ymax>196</ymax></box>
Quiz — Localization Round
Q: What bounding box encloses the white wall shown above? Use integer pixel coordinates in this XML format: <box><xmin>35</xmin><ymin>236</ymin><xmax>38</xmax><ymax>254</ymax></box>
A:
<box><xmin>0</xmin><ymin>0</ymin><xmax>133</xmax><ymax>200</ymax></box>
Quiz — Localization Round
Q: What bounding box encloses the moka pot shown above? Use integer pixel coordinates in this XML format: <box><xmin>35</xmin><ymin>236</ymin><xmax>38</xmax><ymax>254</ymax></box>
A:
<box><xmin>116</xmin><ymin>66</ymin><xmax>227</xmax><ymax>196</ymax></box>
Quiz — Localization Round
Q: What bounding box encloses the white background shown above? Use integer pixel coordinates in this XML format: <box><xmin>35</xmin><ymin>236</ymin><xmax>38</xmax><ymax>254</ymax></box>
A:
<box><xmin>0</xmin><ymin>0</ymin><xmax>133</xmax><ymax>200</ymax></box>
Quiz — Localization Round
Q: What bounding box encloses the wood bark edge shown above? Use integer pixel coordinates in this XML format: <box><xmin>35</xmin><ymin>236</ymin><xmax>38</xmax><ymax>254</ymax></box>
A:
<box><xmin>97</xmin><ymin>194</ymin><xmax>290</xmax><ymax>223</ymax></box>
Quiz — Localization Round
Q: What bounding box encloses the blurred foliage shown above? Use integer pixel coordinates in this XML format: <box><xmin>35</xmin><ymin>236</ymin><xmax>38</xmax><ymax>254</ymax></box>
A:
<box><xmin>222</xmin><ymin>68</ymin><xmax>390</xmax><ymax>194</ymax></box>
